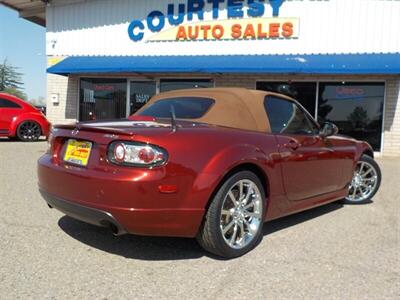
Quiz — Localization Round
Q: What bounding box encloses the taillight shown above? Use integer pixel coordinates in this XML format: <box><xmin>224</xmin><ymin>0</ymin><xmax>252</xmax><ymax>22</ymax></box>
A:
<box><xmin>46</xmin><ymin>138</ymin><xmax>52</xmax><ymax>154</ymax></box>
<box><xmin>113</xmin><ymin>143</ymin><xmax>126</xmax><ymax>162</ymax></box>
<box><xmin>108</xmin><ymin>141</ymin><xmax>168</xmax><ymax>167</ymax></box>
<box><xmin>46</xmin><ymin>126</ymin><xmax>54</xmax><ymax>154</ymax></box>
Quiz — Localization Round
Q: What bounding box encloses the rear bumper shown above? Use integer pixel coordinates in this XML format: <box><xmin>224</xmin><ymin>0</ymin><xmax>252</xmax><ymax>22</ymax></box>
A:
<box><xmin>37</xmin><ymin>154</ymin><xmax>205</xmax><ymax>237</ymax></box>
<box><xmin>40</xmin><ymin>190</ymin><xmax>126</xmax><ymax>235</ymax></box>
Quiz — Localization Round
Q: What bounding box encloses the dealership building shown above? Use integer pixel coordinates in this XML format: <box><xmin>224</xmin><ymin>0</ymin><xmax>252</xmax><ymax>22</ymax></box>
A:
<box><xmin>3</xmin><ymin>0</ymin><xmax>400</xmax><ymax>156</ymax></box>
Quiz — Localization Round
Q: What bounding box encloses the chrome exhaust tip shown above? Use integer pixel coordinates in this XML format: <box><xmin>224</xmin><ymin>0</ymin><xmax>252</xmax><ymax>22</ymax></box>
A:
<box><xmin>109</xmin><ymin>223</ymin><xmax>119</xmax><ymax>236</ymax></box>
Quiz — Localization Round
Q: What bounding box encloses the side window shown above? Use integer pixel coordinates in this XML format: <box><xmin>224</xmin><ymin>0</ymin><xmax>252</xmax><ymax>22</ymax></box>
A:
<box><xmin>264</xmin><ymin>96</ymin><xmax>318</xmax><ymax>135</ymax></box>
<box><xmin>0</xmin><ymin>98</ymin><xmax>21</xmax><ymax>108</ymax></box>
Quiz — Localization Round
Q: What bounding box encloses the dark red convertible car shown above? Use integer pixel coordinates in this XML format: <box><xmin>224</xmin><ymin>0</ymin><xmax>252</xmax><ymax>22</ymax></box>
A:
<box><xmin>38</xmin><ymin>88</ymin><xmax>381</xmax><ymax>258</ymax></box>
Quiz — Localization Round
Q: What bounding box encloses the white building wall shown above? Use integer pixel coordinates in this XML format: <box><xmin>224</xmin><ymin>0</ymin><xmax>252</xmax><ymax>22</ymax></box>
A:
<box><xmin>46</xmin><ymin>0</ymin><xmax>400</xmax><ymax>57</ymax></box>
<box><xmin>383</xmin><ymin>79</ymin><xmax>400</xmax><ymax>156</ymax></box>
<box><xmin>46</xmin><ymin>73</ymin><xmax>78</xmax><ymax>124</ymax></box>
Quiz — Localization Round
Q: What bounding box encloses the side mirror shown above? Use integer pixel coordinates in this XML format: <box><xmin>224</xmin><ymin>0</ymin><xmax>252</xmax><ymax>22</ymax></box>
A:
<box><xmin>320</xmin><ymin>122</ymin><xmax>339</xmax><ymax>138</ymax></box>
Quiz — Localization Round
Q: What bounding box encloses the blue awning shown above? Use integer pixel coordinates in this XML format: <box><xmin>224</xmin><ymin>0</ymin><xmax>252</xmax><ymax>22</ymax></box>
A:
<box><xmin>47</xmin><ymin>53</ymin><xmax>400</xmax><ymax>75</ymax></box>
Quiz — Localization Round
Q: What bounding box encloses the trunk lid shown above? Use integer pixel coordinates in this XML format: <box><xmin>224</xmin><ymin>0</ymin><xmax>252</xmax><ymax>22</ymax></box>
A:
<box><xmin>50</xmin><ymin>119</ymin><xmax>211</xmax><ymax>168</ymax></box>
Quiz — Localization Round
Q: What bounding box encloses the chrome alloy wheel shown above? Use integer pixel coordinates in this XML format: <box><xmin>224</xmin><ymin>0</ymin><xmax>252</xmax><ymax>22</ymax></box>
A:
<box><xmin>346</xmin><ymin>161</ymin><xmax>378</xmax><ymax>202</ymax></box>
<box><xmin>220</xmin><ymin>179</ymin><xmax>263</xmax><ymax>249</ymax></box>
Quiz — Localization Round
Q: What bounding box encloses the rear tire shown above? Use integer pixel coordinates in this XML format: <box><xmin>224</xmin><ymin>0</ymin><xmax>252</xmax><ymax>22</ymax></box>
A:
<box><xmin>196</xmin><ymin>171</ymin><xmax>266</xmax><ymax>258</ymax></box>
<box><xmin>343</xmin><ymin>154</ymin><xmax>381</xmax><ymax>204</ymax></box>
<box><xmin>16</xmin><ymin>121</ymin><xmax>42</xmax><ymax>142</ymax></box>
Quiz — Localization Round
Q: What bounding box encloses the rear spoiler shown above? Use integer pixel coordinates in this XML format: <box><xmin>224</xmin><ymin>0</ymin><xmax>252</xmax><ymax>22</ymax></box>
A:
<box><xmin>53</xmin><ymin>118</ymin><xmax>174</xmax><ymax>135</ymax></box>
<box><xmin>53</xmin><ymin>123</ymin><xmax>136</xmax><ymax>135</ymax></box>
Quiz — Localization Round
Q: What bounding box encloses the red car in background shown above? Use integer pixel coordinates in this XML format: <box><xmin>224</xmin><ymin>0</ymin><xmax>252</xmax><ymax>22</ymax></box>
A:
<box><xmin>0</xmin><ymin>93</ymin><xmax>50</xmax><ymax>141</ymax></box>
<box><xmin>38</xmin><ymin>88</ymin><xmax>381</xmax><ymax>258</ymax></box>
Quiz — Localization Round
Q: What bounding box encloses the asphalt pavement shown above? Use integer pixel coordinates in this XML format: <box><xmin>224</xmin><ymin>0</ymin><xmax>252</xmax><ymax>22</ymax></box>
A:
<box><xmin>0</xmin><ymin>139</ymin><xmax>399</xmax><ymax>299</ymax></box>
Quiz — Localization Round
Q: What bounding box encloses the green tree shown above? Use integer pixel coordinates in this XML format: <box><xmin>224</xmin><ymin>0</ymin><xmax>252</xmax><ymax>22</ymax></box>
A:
<box><xmin>2</xmin><ymin>87</ymin><xmax>27</xmax><ymax>100</ymax></box>
<box><xmin>0</xmin><ymin>59</ymin><xmax>26</xmax><ymax>100</ymax></box>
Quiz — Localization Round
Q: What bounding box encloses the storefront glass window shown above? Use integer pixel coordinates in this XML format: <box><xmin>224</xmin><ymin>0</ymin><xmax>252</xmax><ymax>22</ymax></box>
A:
<box><xmin>160</xmin><ymin>79</ymin><xmax>213</xmax><ymax>92</ymax></box>
<box><xmin>79</xmin><ymin>78</ymin><xmax>127</xmax><ymax>121</ymax></box>
<box><xmin>256</xmin><ymin>82</ymin><xmax>317</xmax><ymax>117</ymax></box>
<box><xmin>318</xmin><ymin>82</ymin><xmax>384</xmax><ymax>151</ymax></box>
<box><xmin>130</xmin><ymin>81</ymin><xmax>156</xmax><ymax>114</ymax></box>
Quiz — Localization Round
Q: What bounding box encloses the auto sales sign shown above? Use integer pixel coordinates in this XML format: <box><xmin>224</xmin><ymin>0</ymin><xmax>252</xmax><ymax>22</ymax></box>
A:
<box><xmin>128</xmin><ymin>0</ymin><xmax>299</xmax><ymax>42</ymax></box>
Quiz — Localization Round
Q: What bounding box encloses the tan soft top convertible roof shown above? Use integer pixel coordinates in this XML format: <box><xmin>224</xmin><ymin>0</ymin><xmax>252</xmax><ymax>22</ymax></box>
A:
<box><xmin>136</xmin><ymin>88</ymin><xmax>296</xmax><ymax>133</ymax></box>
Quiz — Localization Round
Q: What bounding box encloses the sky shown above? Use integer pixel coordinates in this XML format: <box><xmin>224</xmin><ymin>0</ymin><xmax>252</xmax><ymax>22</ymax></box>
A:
<box><xmin>0</xmin><ymin>5</ymin><xmax>46</xmax><ymax>100</ymax></box>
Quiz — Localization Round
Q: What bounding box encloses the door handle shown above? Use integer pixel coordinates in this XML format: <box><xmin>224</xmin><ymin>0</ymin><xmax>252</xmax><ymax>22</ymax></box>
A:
<box><xmin>284</xmin><ymin>140</ymin><xmax>301</xmax><ymax>150</ymax></box>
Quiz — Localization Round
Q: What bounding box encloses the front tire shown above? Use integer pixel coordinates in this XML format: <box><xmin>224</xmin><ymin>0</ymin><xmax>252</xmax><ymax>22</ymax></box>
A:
<box><xmin>16</xmin><ymin>121</ymin><xmax>42</xmax><ymax>142</ymax></box>
<box><xmin>344</xmin><ymin>154</ymin><xmax>381</xmax><ymax>204</ymax></box>
<box><xmin>197</xmin><ymin>171</ymin><xmax>266</xmax><ymax>258</ymax></box>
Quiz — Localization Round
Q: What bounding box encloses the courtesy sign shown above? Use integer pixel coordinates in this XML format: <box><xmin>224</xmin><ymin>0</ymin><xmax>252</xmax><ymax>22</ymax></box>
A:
<box><xmin>128</xmin><ymin>0</ymin><xmax>298</xmax><ymax>42</ymax></box>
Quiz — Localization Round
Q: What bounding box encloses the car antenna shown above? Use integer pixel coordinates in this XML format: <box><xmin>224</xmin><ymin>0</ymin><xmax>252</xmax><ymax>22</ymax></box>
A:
<box><xmin>170</xmin><ymin>104</ymin><xmax>177</xmax><ymax>132</ymax></box>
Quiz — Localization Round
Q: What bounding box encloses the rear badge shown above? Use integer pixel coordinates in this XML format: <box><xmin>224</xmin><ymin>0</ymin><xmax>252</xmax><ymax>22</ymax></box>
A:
<box><xmin>104</xmin><ymin>134</ymin><xmax>119</xmax><ymax>139</ymax></box>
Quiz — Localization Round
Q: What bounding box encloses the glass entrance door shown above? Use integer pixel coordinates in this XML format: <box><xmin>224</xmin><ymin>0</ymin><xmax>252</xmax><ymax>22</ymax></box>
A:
<box><xmin>129</xmin><ymin>81</ymin><xmax>157</xmax><ymax>115</ymax></box>
<box><xmin>79</xmin><ymin>78</ymin><xmax>127</xmax><ymax>121</ymax></box>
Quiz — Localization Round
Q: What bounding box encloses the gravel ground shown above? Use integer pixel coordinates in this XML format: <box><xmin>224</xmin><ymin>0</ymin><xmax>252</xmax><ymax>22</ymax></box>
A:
<box><xmin>0</xmin><ymin>139</ymin><xmax>399</xmax><ymax>299</ymax></box>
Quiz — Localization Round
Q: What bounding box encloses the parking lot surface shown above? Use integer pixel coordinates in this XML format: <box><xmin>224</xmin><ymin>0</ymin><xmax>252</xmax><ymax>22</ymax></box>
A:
<box><xmin>0</xmin><ymin>140</ymin><xmax>399</xmax><ymax>299</ymax></box>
